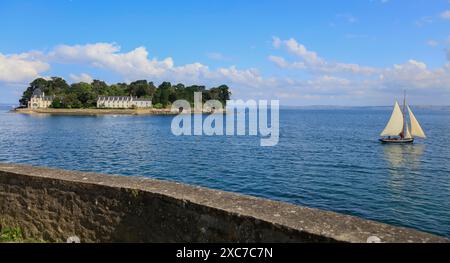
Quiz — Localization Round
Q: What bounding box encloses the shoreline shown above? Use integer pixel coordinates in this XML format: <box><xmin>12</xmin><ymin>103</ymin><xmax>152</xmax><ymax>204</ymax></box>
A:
<box><xmin>12</xmin><ymin>108</ymin><xmax>191</xmax><ymax>116</ymax></box>
<box><xmin>12</xmin><ymin>107</ymin><xmax>226</xmax><ymax>116</ymax></box>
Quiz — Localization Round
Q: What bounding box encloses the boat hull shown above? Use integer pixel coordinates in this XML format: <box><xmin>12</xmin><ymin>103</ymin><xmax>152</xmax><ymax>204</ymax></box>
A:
<box><xmin>379</xmin><ymin>138</ymin><xmax>414</xmax><ymax>144</ymax></box>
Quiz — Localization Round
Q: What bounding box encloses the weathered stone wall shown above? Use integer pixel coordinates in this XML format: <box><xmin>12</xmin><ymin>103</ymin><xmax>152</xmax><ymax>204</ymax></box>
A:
<box><xmin>0</xmin><ymin>163</ymin><xmax>447</xmax><ymax>243</ymax></box>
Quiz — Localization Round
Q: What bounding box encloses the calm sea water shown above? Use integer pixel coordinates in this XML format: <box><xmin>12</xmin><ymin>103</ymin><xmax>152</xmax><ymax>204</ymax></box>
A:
<box><xmin>0</xmin><ymin>106</ymin><xmax>449</xmax><ymax>237</ymax></box>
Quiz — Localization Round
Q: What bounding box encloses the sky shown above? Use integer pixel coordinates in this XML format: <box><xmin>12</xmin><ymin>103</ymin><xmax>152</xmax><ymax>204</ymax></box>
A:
<box><xmin>1</xmin><ymin>0</ymin><xmax>450</xmax><ymax>106</ymax></box>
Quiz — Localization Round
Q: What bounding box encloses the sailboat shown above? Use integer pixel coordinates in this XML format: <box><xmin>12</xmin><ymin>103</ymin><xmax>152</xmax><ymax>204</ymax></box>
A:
<box><xmin>379</xmin><ymin>93</ymin><xmax>426</xmax><ymax>143</ymax></box>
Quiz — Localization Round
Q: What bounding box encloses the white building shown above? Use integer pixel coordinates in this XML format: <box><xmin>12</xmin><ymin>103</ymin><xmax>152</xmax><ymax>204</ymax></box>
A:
<box><xmin>97</xmin><ymin>96</ymin><xmax>152</xmax><ymax>109</ymax></box>
<box><xmin>28</xmin><ymin>89</ymin><xmax>54</xmax><ymax>109</ymax></box>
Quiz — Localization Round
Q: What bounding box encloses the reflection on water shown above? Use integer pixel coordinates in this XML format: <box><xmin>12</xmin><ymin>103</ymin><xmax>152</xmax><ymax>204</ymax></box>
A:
<box><xmin>1</xmin><ymin>108</ymin><xmax>450</xmax><ymax>237</ymax></box>
<box><xmin>382</xmin><ymin>143</ymin><xmax>425</xmax><ymax>170</ymax></box>
<box><xmin>382</xmin><ymin>143</ymin><xmax>425</xmax><ymax>203</ymax></box>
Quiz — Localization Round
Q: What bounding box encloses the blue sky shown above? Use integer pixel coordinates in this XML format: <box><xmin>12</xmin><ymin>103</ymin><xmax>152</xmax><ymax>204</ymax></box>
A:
<box><xmin>1</xmin><ymin>0</ymin><xmax>450</xmax><ymax>105</ymax></box>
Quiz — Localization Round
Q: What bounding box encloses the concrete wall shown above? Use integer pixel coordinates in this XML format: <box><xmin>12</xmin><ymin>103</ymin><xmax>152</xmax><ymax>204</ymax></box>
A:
<box><xmin>0</xmin><ymin>163</ymin><xmax>447</xmax><ymax>243</ymax></box>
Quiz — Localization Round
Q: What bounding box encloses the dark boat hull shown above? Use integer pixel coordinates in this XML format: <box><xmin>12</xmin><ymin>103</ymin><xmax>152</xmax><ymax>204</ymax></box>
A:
<box><xmin>379</xmin><ymin>138</ymin><xmax>414</xmax><ymax>144</ymax></box>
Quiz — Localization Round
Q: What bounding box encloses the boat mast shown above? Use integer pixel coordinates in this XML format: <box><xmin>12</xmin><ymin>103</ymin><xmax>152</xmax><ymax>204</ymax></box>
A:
<box><xmin>401</xmin><ymin>90</ymin><xmax>406</xmax><ymax>139</ymax></box>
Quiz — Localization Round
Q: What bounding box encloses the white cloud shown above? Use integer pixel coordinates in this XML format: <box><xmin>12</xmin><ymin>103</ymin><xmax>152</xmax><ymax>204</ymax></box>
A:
<box><xmin>268</xmin><ymin>55</ymin><xmax>305</xmax><ymax>69</ymax></box>
<box><xmin>0</xmin><ymin>52</ymin><xmax>49</xmax><ymax>83</ymax></box>
<box><xmin>47</xmin><ymin>43</ymin><xmax>267</xmax><ymax>90</ymax></box>
<box><xmin>269</xmin><ymin>37</ymin><xmax>450</xmax><ymax>103</ymax></box>
<box><xmin>49</xmin><ymin>43</ymin><xmax>174</xmax><ymax>78</ymax></box>
<box><xmin>282</xmin><ymin>38</ymin><xmax>321</xmax><ymax>64</ymax></box>
<box><xmin>271</xmin><ymin>37</ymin><xmax>378</xmax><ymax>75</ymax></box>
<box><xmin>441</xmin><ymin>10</ymin><xmax>450</xmax><ymax>20</ymax></box>
<box><xmin>380</xmin><ymin>60</ymin><xmax>450</xmax><ymax>90</ymax></box>
<box><xmin>69</xmin><ymin>73</ymin><xmax>93</xmax><ymax>83</ymax></box>
<box><xmin>2</xmin><ymin>40</ymin><xmax>450</xmax><ymax>105</ymax></box>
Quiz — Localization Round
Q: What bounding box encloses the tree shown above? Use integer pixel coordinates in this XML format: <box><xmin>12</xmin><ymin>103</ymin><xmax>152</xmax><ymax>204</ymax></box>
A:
<box><xmin>70</xmin><ymin>82</ymin><xmax>96</xmax><ymax>108</ymax></box>
<box><xmin>50</xmin><ymin>96</ymin><xmax>63</xmax><ymax>108</ymax></box>
<box><xmin>109</xmin><ymin>83</ymin><xmax>128</xmax><ymax>96</ymax></box>
<box><xmin>62</xmin><ymin>93</ymin><xmax>82</xmax><ymax>108</ymax></box>
<box><xmin>19</xmin><ymin>77</ymin><xmax>70</xmax><ymax>106</ymax></box>
<box><xmin>128</xmin><ymin>80</ymin><xmax>154</xmax><ymax>98</ymax></box>
<box><xmin>47</xmin><ymin>77</ymin><xmax>69</xmax><ymax>95</ymax></box>
<box><xmin>19</xmin><ymin>78</ymin><xmax>49</xmax><ymax>106</ymax></box>
<box><xmin>152</xmin><ymin>88</ymin><xmax>161</xmax><ymax>104</ymax></box>
<box><xmin>91</xmin><ymin>80</ymin><xmax>109</xmax><ymax>95</ymax></box>
<box><xmin>217</xmin><ymin>85</ymin><xmax>231</xmax><ymax>105</ymax></box>
<box><xmin>19</xmin><ymin>77</ymin><xmax>232</xmax><ymax>109</ymax></box>
<box><xmin>158</xmin><ymin>82</ymin><xmax>171</xmax><ymax>107</ymax></box>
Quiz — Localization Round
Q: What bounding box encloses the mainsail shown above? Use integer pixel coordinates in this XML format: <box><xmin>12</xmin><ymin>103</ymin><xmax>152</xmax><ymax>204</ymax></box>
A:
<box><xmin>408</xmin><ymin>106</ymin><xmax>426</xmax><ymax>138</ymax></box>
<box><xmin>381</xmin><ymin>101</ymin><xmax>404</xmax><ymax>136</ymax></box>
<box><xmin>405</xmin><ymin>124</ymin><xmax>412</xmax><ymax>139</ymax></box>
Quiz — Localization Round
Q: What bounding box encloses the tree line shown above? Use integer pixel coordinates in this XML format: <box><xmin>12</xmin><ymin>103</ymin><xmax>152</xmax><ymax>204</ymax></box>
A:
<box><xmin>20</xmin><ymin>77</ymin><xmax>231</xmax><ymax>109</ymax></box>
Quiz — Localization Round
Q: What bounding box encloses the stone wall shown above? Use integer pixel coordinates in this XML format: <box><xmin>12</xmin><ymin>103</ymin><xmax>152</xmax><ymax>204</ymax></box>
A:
<box><xmin>0</xmin><ymin>163</ymin><xmax>447</xmax><ymax>243</ymax></box>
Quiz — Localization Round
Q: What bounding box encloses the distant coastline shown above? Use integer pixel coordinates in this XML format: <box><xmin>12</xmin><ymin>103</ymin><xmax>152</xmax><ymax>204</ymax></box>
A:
<box><xmin>280</xmin><ymin>105</ymin><xmax>450</xmax><ymax>110</ymax></box>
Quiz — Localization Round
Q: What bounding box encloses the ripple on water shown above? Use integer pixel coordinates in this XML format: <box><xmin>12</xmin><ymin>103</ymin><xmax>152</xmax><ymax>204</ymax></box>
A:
<box><xmin>0</xmin><ymin>108</ymin><xmax>449</xmax><ymax>237</ymax></box>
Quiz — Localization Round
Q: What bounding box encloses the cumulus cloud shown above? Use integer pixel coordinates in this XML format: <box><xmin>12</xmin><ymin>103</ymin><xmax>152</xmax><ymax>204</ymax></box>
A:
<box><xmin>44</xmin><ymin>43</ymin><xmax>268</xmax><ymax>89</ymax></box>
<box><xmin>268</xmin><ymin>37</ymin><xmax>450</xmax><ymax>103</ymax></box>
<box><xmin>282</xmin><ymin>38</ymin><xmax>321</xmax><ymax>64</ymax></box>
<box><xmin>270</xmin><ymin>37</ymin><xmax>378</xmax><ymax>75</ymax></box>
<box><xmin>2</xmin><ymin>40</ymin><xmax>450</xmax><ymax>105</ymax></box>
<box><xmin>268</xmin><ymin>55</ymin><xmax>305</xmax><ymax>69</ymax></box>
<box><xmin>49</xmin><ymin>43</ymin><xmax>175</xmax><ymax>78</ymax></box>
<box><xmin>0</xmin><ymin>43</ymin><xmax>272</xmax><ymax>103</ymax></box>
<box><xmin>380</xmin><ymin>60</ymin><xmax>450</xmax><ymax>90</ymax></box>
<box><xmin>0</xmin><ymin>52</ymin><xmax>49</xmax><ymax>83</ymax></box>
<box><xmin>69</xmin><ymin>73</ymin><xmax>93</xmax><ymax>83</ymax></box>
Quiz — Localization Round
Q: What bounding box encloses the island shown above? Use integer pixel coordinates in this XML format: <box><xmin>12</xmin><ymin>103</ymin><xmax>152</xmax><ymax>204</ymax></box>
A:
<box><xmin>14</xmin><ymin>77</ymin><xmax>231</xmax><ymax>115</ymax></box>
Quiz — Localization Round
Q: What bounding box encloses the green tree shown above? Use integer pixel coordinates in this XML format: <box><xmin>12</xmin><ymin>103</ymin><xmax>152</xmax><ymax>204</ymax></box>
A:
<box><xmin>128</xmin><ymin>80</ymin><xmax>154</xmax><ymax>98</ymax></box>
<box><xmin>91</xmin><ymin>80</ymin><xmax>109</xmax><ymax>95</ymax></box>
<box><xmin>18</xmin><ymin>77</ymin><xmax>232</xmax><ymax>109</ymax></box>
<box><xmin>62</xmin><ymin>93</ymin><xmax>82</xmax><ymax>108</ymax></box>
<box><xmin>70</xmin><ymin>82</ymin><xmax>96</xmax><ymax>108</ymax></box>
<box><xmin>109</xmin><ymin>83</ymin><xmax>129</xmax><ymax>96</ymax></box>
<box><xmin>158</xmin><ymin>81</ymin><xmax>172</xmax><ymax>107</ymax></box>
<box><xmin>19</xmin><ymin>78</ymin><xmax>49</xmax><ymax>106</ymax></box>
<box><xmin>213</xmin><ymin>85</ymin><xmax>231</xmax><ymax>105</ymax></box>
<box><xmin>50</xmin><ymin>96</ymin><xmax>63</xmax><ymax>108</ymax></box>
<box><xmin>47</xmin><ymin>77</ymin><xmax>69</xmax><ymax>95</ymax></box>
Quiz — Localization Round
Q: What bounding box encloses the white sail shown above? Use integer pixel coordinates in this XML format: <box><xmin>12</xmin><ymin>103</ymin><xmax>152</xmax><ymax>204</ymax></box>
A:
<box><xmin>381</xmin><ymin>101</ymin><xmax>404</xmax><ymax>136</ymax></box>
<box><xmin>405</xmin><ymin>124</ymin><xmax>412</xmax><ymax>139</ymax></box>
<box><xmin>408</xmin><ymin>106</ymin><xmax>426</xmax><ymax>138</ymax></box>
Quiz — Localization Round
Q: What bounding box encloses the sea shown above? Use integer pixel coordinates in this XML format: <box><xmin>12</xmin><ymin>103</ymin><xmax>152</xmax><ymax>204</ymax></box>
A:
<box><xmin>0</xmin><ymin>105</ymin><xmax>449</xmax><ymax>237</ymax></box>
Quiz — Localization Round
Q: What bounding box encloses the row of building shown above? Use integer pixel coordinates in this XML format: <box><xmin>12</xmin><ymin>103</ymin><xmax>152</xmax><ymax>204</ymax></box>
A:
<box><xmin>28</xmin><ymin>89</ymin><xmax>152</xmax><ymax>109</ymax></box>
